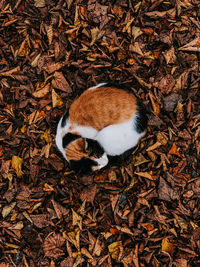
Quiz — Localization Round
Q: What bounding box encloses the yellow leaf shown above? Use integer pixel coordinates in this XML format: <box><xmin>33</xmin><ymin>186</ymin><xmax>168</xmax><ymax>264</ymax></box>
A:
<box><xmin>108</xmin><ymin>241</ymin><xmax>122</xmax><ymax>260</ymax></box>
<box><xmin>135</xmin><ymin>171</ymin><xmax>156</xmax><ymax>180</ymax></box>
<box><xmin>11</xmin><ymin>156</ymin><xmax>23</xmax><ymax>177</ymax></box>
<box><xmin>40</xmin><ymin>143</ymin><xmax>51</xmax><ymax>158</ymax></box>
<box><xmin>134</xmin><ymin>153</ymin><xmax>149</xmax><ymax>166</ymax></box>
<box><xmin>157</xmin><ymin>132</ymin><xmax>168</xmax><ymax>145</ymax></box>
<box><xmin>81</xmin><ymin>247</ymin><xmax>93</xmax><ymax>259</ymax></box>
<box><xmin>52</xmin><ymin>89</ymin><xmax>63</xmax><ymax>108</ymax></box>
<box><xmin>33</xmin><ymin>83</ymin><xmax>50</xmax><ymax>98</ymax></box>
<box><xmin>20</xmin><ymin>125</ymin><xmax>26</xmax><ymax>134</ymax></box>
<box><xmin>161</xmin><ymin>237</ymin><xmax>175</xmax><ymax>255</ymax></box>
<box><xmin>2</xmin><ymin>202</ymin><xmax>16</xmax><ymax>218</ymax></box>
<box><xmin>31</xmin><ymin>53</ymin><xmax>41</xmax><ymax>67</ymax></box>
<box><xmin>132</xmin><ymin>26</ymin><xmax>143</xmax><ymax>40</ymax></box>
<box><xmin>72</xmin><ymin>209</ymin><xmax>82</xmax><ymax>230</ymax></box>
<box><xmin>5</xmin><ymin>242</ymin><xmax>19</xmax><ymax>249</ymax></box>
<box><xmin>147</xmin><ymin>141</ymin><xmax>161</xmax><ymax>151</ymax></box>
<box><xmin>108</xmin><ymin>170</ymin><xmax>117</xmax><ymax>182</ymax></box>
<box><xmin>34</xmin><ymin>0</ymin><xmax>46</xmax><ymax>8</ymax></box>
<box><xmin>124</xmin><ymin>176</ymin><xmax>138</xmax><ymax>192</ymax></box>
<box><xmin>90</xmin><ymin>27</ymin><xmax>103</xmax><ymax>46</ymax></box>
<box><xmin>41</xmin><ymin>129</ymin><xmax>50</xmax><ymax>143</ymax></box>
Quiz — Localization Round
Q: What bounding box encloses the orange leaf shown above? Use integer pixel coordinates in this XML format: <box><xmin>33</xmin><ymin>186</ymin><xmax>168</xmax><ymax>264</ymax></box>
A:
<box><xmin>141</xmin><ymin>28</ymin><xmax>154</xmax><ymax>35</ymax></box>
<box><xmin>117</xmin><ymin>51</ymin><xmax>126</xmax><ymax>60</ymax></box>
<box><xmin>109</xmin><ymin>228</ymin><xmax>120</xmax><ymax>235</ymax></box>
<box><xmin>169</xmin><ymin>143</ymin><xmax>181</xmax><ymax>157</ymax></box>
<box><xmin>153</xmin><ymin>50</ymin><xmax>161</xmax><ymax>59</ymax></box>
<box><xmin>113</xmin><ymin>4</ymin><xmax>123</xmax><ymax>18</ymax></box>
<box><xmin>161</xmin><ymin>237</ymin><xmax>175</xmax><ymax>255</ymax></box>
<box><xmin>126</xmin><ymin>58</ymin><xmax>136</xmax><ymax>65</ymax></box>
<box><xmin>142</xmin><ymin>223</ymin><xmax>154</xmax><ymax>231</ymax></box>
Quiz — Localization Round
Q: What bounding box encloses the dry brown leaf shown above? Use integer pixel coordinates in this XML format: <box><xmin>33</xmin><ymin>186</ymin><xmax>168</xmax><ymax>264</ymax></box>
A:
<box><xmin>80</xmin><ymin>184</ymin><xmax>97</xmax><ymax>204</ymax></box>
<box><xmin>90</xmin><ymin>27</ymin><xmax>103</xmax><ymax>45</ymax></box>
<box><xmin>72</xmin><ymin>209</ymin><xmax>82</xmax><ymax>230</ymax></box>
<box><xmin>45</xmin><ymin>24</ymin><xmax>53</xmax><ymax>45</ymax></box>
<box><xmin>163</xmin><ymin>47</ymin><xmax>176</xmax><ymax>64</ymax></box>
<box><xmin>32</xmin><ymin>83</ymin><xmax>50</xmax><ymax>98</ymax></box>
<box><xmin>158</xmin><ymin>177</ymin><xmax>178</xmax><ymax>201</ymax></box>
<box><xmin>0</xmin><ymin>66</ymin><xmax>20</xmax><ymax>77</ymax></box>
<box><xmin>52</xmin><ymin>71</ymin><xmax>72</xmax><ymax>92</ymax></box>
<box><xmin>51</xmin><ymin>199</ymin><xmax>69</xmax><ymax>219</ymax></box>
<box><xmin>145</xmin><ymin>8</ymin><xmax>176</xmax><ymax>19</ymax></box>
<box><xmin>43</xmin><ymin>232</ymin><xmax>65</xmax><ymax>258</ymax></box>
<box><xmin>135</xmin><ymin>171</ymin><xmax>156</xmax><ymax>180</ymax></box>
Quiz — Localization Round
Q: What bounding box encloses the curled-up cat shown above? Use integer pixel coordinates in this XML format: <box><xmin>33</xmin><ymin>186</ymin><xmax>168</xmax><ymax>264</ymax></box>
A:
<box><xmin>56</xmin><ymin>83</ymin><xmax>148</xmax><ymax>175</ymax></box>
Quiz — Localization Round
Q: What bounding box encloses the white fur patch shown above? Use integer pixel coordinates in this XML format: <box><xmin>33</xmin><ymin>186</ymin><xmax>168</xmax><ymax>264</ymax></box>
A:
<box><xmin>67</xmin><ymin>121</ymin><xmax>98</xmax><ymax>139</ymax></box>
<box><xmin>94</xmin><ymin>153</ymin><xmax>108</xmax><ymax>169</ymax></box>
<box><xmin>88</xmin><ymin>83</ymin><xmax>107</xmax><ymax>90</ymax></box>
<box><xmin>55</xmin><ymin>118</ymin><xmax>68</xmax><ymax>160</ymax></box>
<box><xmin>96</xmin><ymin>116</ymin><xmax>145</xmax><ymax>156</ymax></box>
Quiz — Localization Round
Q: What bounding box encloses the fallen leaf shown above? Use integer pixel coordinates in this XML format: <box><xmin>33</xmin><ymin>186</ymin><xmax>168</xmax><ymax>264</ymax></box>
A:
<box><xmin>90</xmin><ymin>27</ymin><xmax>103</xmax><ymax>45</ymax></box>
<box><xmin>11</xmin><ymin>156</ymin><xmax>23</xmax><ymax>177</ymax></box>
<box><xmin>161</xmin><ymin>237</ymin><xmax>175</xmax><ymax>255</ymax></box>
<box><xmin>52</xmin><ymin>89</ymin><xmax>63</xmax><ymax>108</ymax></box>
<box><xmin>108</xmin><ymin>241</ymin><xmax>122</xmax><ymax>260</ymax></box>
<box><xmin>169</xmin><ymin>143</ymin><xmax>181</xmax><ymax>157</ymax></box>
<box><xmin>32</xmin><ymin>83</ymin><xmax>50</xmax><ymax>98</ymax></box>
<box><xmin>34</xmin><ymin>0</ymin><xmax>46</xmax><ymax>8</ymax></box>
<box><xmin>2</xmin><ymin>202</ymin><xmax>16</xmax><ymax>218</ymax></box>
<box><xmin>52</xmin><ymin>72</ymin><xmax>72</xmax><ymax>92</ymax></box>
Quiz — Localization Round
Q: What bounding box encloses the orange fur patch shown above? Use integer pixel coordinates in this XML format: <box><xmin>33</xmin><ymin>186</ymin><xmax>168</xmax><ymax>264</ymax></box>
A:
<box><xmin>69</xmin><ymin>86</ymin><xmax>137</xmax><ymax>130</ymax></box>
<box><xmin>66</xmin><ymin>139</ymin><xmax>87</xmax><ymax>161</ymax></box>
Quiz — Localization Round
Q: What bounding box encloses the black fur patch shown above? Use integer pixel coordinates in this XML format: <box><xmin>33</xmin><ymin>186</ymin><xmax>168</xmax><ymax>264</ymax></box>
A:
<box><xmin>69</xmin><ymin>158</ymin><xmax>98</xmax><ymax>175</ymax></box>
<box><xmin>62</xmin><ymin>133</ymin><xmax>81</xmax><ymax>148</ymax></box>
<box><xmin>61</xmin><ymin>109</ymin><xmax>69</xmax><ymax>127</ymax></box>
<box><xmin>135</xmin><ymin>100</ymin><xmax>148</xmax><ymax>133</ymax></box>
<box><xmin>86</xmin><ymin>138</ymin><xmax>104</xmax><ymax>157</ymax></box>
<box><xmin>100</xmin><ymin>82</ymin><xmax>133</xmax><ymax>94</ymax></box>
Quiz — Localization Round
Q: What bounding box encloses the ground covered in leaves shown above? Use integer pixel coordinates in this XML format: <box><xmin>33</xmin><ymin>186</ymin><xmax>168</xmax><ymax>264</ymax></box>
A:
<box><xmin>0</xmin><ymin>0</ymin><xmax>200</xmax><ymax>266</ymax></box>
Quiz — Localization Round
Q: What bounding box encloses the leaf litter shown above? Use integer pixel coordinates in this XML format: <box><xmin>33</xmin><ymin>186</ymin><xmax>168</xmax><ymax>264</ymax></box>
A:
<box><xmin>0</xmin><ymin>0</ymin><xmax>200</xmax><ymax>266</ymax></box>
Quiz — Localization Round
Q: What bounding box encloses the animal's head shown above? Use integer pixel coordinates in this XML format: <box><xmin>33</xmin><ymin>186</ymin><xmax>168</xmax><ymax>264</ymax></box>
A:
<box><xmin>63</xmin><ymin>134</ymin><xmax>108</xmax><ymax>175</ymax></box>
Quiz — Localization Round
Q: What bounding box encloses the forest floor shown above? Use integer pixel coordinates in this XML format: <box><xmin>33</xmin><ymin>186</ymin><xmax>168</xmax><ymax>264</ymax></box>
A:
<box><xmin>0</xmin><ymin>0</ymin><xmax>200</xmax><ymax>266</ymax></box>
